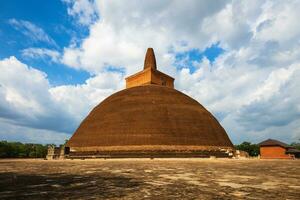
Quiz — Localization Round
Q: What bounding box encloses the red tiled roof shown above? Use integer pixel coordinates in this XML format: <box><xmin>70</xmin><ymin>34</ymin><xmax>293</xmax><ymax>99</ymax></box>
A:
<box><xmin>258</xmin><ymin>139</ymin><xmax>290</xmax><ymax>148</ymax></box>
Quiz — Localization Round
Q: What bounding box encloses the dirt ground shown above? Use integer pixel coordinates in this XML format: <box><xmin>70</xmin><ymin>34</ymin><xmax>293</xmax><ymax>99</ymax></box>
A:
<box><xmin>0</xmin><ymin>159</ymin><xmax>299</xmax><ymax>200</ymax></box>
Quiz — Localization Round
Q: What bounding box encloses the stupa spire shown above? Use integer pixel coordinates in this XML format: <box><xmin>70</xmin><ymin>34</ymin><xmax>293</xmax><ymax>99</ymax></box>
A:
<box><xmin>125</xmin><ymin>48</ymin><xmax>174</xmax><ymax>89</ymax></box>
<box><xmin>144</xmin><ymin>48</ymin><xmax>157</xmax><ymax>70</ymax></box>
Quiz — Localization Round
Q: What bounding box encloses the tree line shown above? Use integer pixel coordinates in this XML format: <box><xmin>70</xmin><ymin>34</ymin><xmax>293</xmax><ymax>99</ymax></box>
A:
<box><xmin>0</xmin><ymin>140</ymin><xmax>299</xmax><ymax>158</ymax></box>
<box><xmin>0</xmin><ymin>141</ymin><xmax>49</xmax><ymax>158</ymax></box>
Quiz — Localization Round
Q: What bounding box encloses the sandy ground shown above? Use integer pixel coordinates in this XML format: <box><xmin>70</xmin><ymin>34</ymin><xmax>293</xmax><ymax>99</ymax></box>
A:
<box><xmin>0</xmin><ymin>158</ymin><xmax>299</xmax><ymax>199</ymax></box>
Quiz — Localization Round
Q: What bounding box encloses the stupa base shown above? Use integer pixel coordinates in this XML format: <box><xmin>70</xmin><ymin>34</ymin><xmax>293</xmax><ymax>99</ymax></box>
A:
<box><xmin>67</xmin><ymin>149</ymin><xmax>233</xmax><ymax>159</ymax></box>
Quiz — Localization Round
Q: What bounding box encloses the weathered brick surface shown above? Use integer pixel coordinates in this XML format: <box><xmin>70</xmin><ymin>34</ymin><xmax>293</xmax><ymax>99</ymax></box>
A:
<box><xmin>67</xmin><ymin>85</ymin><xmax>233</xmax><ymax>153</ymax></box>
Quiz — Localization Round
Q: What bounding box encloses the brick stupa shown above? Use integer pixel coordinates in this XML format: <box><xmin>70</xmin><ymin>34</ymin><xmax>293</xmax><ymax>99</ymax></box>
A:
<box><xmin>66</xmin><ymin>48</ymin><xmax>234</xmax><ymax>158</ymax></box>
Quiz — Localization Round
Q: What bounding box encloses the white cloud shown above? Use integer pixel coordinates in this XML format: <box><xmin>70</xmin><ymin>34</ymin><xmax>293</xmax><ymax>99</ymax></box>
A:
<box><xmin>201</xmin><ymin>3</ymin><xmax>253</xmax><ymax>49</ymax></box>
<box><xmin>176</xmin><ymin>48</ymin><xmax>300</xmax><ymax>144</ymax></box>
<box><xmin>61</xmin><ymin>0</ymin><xmax>229</xmax><ymax>75</ymax></box>
<box><xmin>50</xmin><ymin>71</ymin><xmax>124</xmax><ymax>121</ymax></box>
<box><xmin>21</xmin><ymin>48</ymin><xmax>61</xmax><ymax>63</ymax></box>
<box><xmin>237</xmin><ymin>64</ymin><xmax>300</xmax><ymax>130</ymax></box>
<box><xmin>0</xmin><ymin>56</ymin><xmax>73</xmax><ymax>132</ymax></box>
<box><xmin>63</xmin><ymin>0</ymin><xmax>99</xmax><ymax>26</ymax></box>
<box><xmin>0</xmin><ymin>119</ymin><xmax>69</xmax><ymax>144</ymax></box>
<box><xmin>0</xmin><ymin>56</ymin><xmax>124</xmax><ymax>143</ymax></box>
<box><xmin>254</xmin><ymin>1</ymin><xmax>300</xmax><ymax>44</ymax></box>
<box><xmin>8</xmin><ymin>19</ymin><xmax>57</xmax><ymax>47</ymax></box>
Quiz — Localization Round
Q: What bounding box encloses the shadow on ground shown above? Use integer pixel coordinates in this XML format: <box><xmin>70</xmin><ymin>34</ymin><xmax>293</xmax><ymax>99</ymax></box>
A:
<box><xmin>0</xmin><ymin>172</ymin><xmax>141</xmax><ymax>199</ymax></box>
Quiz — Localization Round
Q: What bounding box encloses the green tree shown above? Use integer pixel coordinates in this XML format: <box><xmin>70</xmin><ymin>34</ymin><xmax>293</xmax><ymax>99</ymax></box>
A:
<box><xmin>0</xmin><ymin>141</ymin><xmax>9</xmax><ymax>157</ymax></box>
<box><xmin>235</xmin><ymin>141</ymin><xmax>260</xmax><ymax>157</ymax></box>
<box><xmin>290</xmin><ymin>142</ymin><xmax>300</xmax><ymax>150</ymax></box>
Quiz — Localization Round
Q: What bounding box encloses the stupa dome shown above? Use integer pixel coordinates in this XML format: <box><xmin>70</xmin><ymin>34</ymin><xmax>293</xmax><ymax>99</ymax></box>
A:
<box><xmin>66</xmin><ymin>48</ymin><xmax>233</xmax><ymax>158</ymax></box>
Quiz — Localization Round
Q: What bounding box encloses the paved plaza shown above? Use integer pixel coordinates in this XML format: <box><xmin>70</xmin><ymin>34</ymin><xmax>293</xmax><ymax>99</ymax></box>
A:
<box><xmin>0</xmin><ymin>159</ymin><xmax>299</xmax><ymax>199</ymax></box>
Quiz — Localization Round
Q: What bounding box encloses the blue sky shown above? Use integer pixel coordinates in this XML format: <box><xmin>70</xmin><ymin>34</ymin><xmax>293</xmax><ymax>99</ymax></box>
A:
<box><xmin>0</xmin><ymin>0</ymin><xmax>90</xmax><ymax>86</ymax></box>
<box><xmin>174</xmin><ymin>43</ymin><xmax>224</xmax><ymax>73</ymax></box>
<box><xmin>0</xmin><ymin>0</ymin><xmax>300</xmax><ymax>144</ymax></box>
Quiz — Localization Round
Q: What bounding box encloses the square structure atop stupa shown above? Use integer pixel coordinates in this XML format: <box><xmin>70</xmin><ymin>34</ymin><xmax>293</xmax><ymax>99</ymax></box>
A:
<box><xmin>125</xmin><ymin>48</ymin><xmax>174</xmax><ymax>89</ymax></box>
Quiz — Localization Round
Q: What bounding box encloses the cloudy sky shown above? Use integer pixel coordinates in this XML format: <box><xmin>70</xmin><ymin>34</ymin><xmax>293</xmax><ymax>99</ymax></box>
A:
<box><xmin>0</xmin><ymin>0</ymin><xmax>299</xmax><ymax>145</ymax></box>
